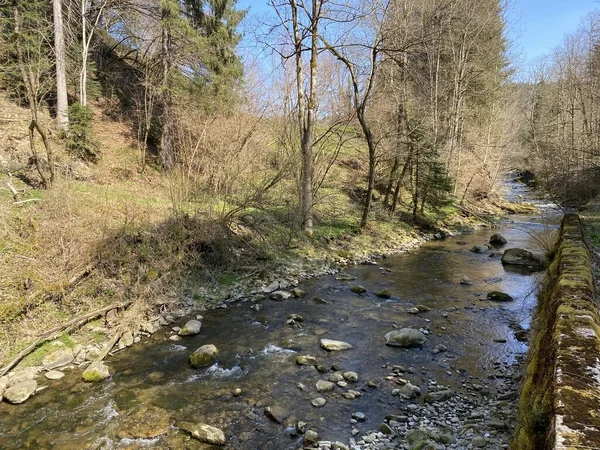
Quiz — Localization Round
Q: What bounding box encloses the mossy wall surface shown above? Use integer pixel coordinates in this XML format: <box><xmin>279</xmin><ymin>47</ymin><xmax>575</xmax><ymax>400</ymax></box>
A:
<box><xmin>512</xmin><ymin>214</ymin><xmax>600</xmax><ymax>450</ymax></box>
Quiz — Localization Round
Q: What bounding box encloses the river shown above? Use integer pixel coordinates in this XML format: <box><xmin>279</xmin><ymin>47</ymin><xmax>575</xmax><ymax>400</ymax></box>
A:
<box><xmin>0</xmin><ymin>180</ymin><xmax>561</xmax><ymax>450</ymax></box>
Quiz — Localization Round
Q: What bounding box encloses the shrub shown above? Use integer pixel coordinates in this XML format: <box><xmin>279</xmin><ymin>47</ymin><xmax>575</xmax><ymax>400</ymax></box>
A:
<box><xmin>67</xmin><ymin>103</ymin><xmax>99</xmax><ymax>162</ymax></box>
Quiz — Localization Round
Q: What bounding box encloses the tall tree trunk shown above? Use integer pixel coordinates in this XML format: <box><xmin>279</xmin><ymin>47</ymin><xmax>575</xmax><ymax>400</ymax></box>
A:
<box><xmin>53</xmin><ymin>0</ymin><xmax>69</xmax><ymax>131</ymax></box>
<box><xmin>160</xmin><ymin>5</ymin><xmax>175</xmax><ymax>170</ymax></box>
<box><xmin>292</xmin><ymin>0</ymin><xmax>318</xmax><ymax>236</ymax></box>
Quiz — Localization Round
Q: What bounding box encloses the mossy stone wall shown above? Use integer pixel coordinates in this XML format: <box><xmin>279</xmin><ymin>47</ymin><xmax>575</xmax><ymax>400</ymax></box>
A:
<box><xmin>512</xmin><ymin>213</ymin><xmax>600</xmax><ymax>450</ymax></box>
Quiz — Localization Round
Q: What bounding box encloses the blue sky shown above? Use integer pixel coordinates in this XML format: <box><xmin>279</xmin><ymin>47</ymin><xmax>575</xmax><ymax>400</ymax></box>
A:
<box><xmin>237</xmin><ymin>0</ymin><xmax>599</xmax><ymax>74</ymax></box>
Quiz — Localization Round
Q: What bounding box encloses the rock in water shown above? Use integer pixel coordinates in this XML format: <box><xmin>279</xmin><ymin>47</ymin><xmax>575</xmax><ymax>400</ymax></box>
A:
<box><xmin>82</xmin><ymin>362</ymin><xmax>112</xmax><ymax>382</ymax></box>
<box><xmin>351</xmin><ymin>285</ymin><xmax>367</xmax><ymax>294</ymax></box>
<box><xmin>45</xmin><ymin>370</ymin><xmax>65</xmax><ymax>380</ymax></box>
<box><xmin>189</xmin><ymin>344</ymin><xmax>219</xmax><ymax>368</ymax></box>
<box><xmin>487</xmin><ymin>291</ymin><xmax>514</xmax><ymax>302</ymax></box>
<box><xmin>460</xmin><ymin>276</ymin><xmax>473</xmax><ymax>285</ymax></box>
<box><xmin>296</xmin><ymin>355</ymin><xmax>317</xmax><ymax>366</ymax></box>
<box><xmin>3</xmin><ymin>380</ymin><xmax>37</xmax><ymax>404</ymax></box>
<box><xmin>178</xmin><ymin>319</ymin><xmax>202</xmax><ymax>336</ymax></box>
<box><xmin>424</xmin><ymin>389</ymin><xmax>454</xmax><ymax>403</ymax></box>
<box><xmin>375</xmin><ymin>289</ymin><xmax>392</xmax><ymax>299</ymax></box>
<box><xmin>264</xmin><ymin>405</ymin><xmax>290</xmax><ymax>424</ymax></box>
<box><xmin>291</xmin><ymin>288</ymin><xmax>305</xmax><ymax>297</ymax></box>
<box><xmin>501</xmin><ymin>248</ymin><xmax>546</xmax><ymax>269</ymax></box>
<box><xmin>316</xmin><ymin>380</ymin><xmax>335</xmax><ymax>392</ymax></box>
<box><xmin>470</xmin><ymin>245</ymin><xmax>489</xmax><ymax>253</ymax></box>
<box><xmin>270</xmin><ymin>290</ymin><xmax>292</xmax><ymax>301</ymax></box>
<box><xmin>489</xmin><ymin>233</ymin><xmax>507</xmax><ymax>246</ymax></box>
<box><xmin>179</xmin><ymin>422</ymin><xmax>226</xmax><ymax>446</ymax></box>
<box><xmin>320</xmin><ymin>339</ymin><xmax>353</xmax><ymax>351</ymax></box>
<box><xmin>304</xmin><ymin>430</ymin><xmax>319</xmax><ymax>444</ymax></box>
<box><xmin>385</xmin><ymin>329</ymin><xmax>427</xmax><ymax>348</ymax></box>
<box><xmin>311</xmin><ymin>397</ymin><xmax>327</xmax><ymax>407</ymax></box>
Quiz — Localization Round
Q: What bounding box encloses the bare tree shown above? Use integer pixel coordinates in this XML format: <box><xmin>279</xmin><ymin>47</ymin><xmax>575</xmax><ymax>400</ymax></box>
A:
<box><xmin>53</xmin><ymin>0</ymin><xmax>69</xmax><ymax>130</ymax></box>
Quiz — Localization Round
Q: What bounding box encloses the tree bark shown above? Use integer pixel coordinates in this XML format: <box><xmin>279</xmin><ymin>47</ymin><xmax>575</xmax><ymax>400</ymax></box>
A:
<box><xmin>53</xmin><ymin>0</ymin><xmax>69</xmax><ymax>131</ymax></box>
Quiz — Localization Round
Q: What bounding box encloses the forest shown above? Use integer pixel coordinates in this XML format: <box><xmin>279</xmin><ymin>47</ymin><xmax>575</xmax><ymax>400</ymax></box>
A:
<box><xmin>0</xmin><ymin>0</ymin><xmax>599</xmax><ymax>377</ymax></box>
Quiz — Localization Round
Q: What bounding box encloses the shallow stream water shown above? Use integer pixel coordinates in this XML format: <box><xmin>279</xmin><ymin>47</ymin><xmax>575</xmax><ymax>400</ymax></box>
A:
<box><xmin>0</xmin><ymin>181</ymin><xmax>561</xmax><ymax>449</ymax></box>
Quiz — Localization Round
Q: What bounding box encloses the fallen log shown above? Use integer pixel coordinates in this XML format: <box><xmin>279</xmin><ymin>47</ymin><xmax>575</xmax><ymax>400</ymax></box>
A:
<box><xmin>0</xmin><ymin>301</ymin><xmax>132</xmax><ymax>377</ymax></box>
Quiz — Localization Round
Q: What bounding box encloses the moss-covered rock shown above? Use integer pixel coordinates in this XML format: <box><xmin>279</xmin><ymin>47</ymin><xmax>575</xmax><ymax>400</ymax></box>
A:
<box><xmin>189</xmin><ymin>344</ymin><xmax>219</xmax><ymax>368</ymax></box>
<box><xmin>82</xmin><ymin>361</ymin><xmax>111</xmax><ymax>382</ymax></box>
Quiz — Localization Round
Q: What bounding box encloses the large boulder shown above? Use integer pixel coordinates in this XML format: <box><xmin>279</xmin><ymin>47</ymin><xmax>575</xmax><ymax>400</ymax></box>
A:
<box><xmin>320</xmin><ymin>339</ymin><xmax>353</xmax><ymax>351</ymax></box>
<box><xmin>189</xmin><ymin>344</ymin><xmax>219</xmax><ymax>368</ymax></box>
<box><xmin>82</xmin><ymin>362</ymin><xmax>112</xmax><ymax>382</ymax></box>
<box><xmin>3</xmin><ymin>380</ymin><xmax>37</xmax><ymax>404</ymax></box>
<box><xmin>42</xmin><ymin>348</ymin><xmax>74</xmax><ymax>370</ymax></box>
<box><xmin>487</xmin><ymin>291</ymin><xmax>514</xmax><ymax>302</ymax></box>
<box><xmin>489</xmin><ymin>234</ymin><xmax>507</xmax><ymax>246</ymax></box>
<box><xmin>501</xmin><ymin>248</ymin><xmax>546</xmax><ymax>270</ymax></box>
<box><xmin>178</xmin><ymin>319</ymin><xmax>202</xmax><ymax>336</ymax></box>
<box><xmin>385</xmin><ymin>328</ymin><xmax>427</xmax><ymax>348</ymax></box>
<box><xmin>179</xmin><ymin>422</ymin><xmax>226</xmax><ymax>446</ymax></box>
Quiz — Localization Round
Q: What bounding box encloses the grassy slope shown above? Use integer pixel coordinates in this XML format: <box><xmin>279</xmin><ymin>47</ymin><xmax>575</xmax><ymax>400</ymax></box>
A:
<box><xmin>0</xmin><ymin>96</ymin><xmax>508</xmax><ymax>369</ymax></box>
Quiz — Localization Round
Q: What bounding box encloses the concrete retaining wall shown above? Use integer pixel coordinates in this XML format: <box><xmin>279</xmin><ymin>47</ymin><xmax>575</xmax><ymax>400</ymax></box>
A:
<box><xmin>512</xmin><ymin>213</ymin><xmax>600</xmax><ymax>449</ymax></box>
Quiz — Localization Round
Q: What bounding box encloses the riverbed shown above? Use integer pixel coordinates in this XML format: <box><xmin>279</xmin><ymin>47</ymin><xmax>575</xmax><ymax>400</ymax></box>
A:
<box><xmin>0</xmin><ymin>184</ymin><xmax>561</xmax><ymax>450</ymax></box>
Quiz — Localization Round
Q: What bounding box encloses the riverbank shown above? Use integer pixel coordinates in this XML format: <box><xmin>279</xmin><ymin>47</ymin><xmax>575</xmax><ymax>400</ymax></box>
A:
<box><xmin>0</xmin><ymin>166</ymin><xmax>529</xmax><ymax>385</ymax></box>
<box><xmin>0</xmin><ymin>187</ymin><xmax>553</xmax><ymax>449</ymax></box>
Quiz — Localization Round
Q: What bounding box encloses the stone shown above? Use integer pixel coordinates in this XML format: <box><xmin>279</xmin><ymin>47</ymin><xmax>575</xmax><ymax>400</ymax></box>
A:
<box><xmin>178</xmin><ymin>319</ymin><xmax>202</xmax><ymax>336</ymax></box>
<box><xmin>515</xmin><ymin>329</ymin><xmax>530</xmax><ymax>342</ymax></box>
<box><xmin>332</xmin><ymin>442</ymin><xmax>349</xmax><ymax>450</ymax></box>
<box><xmin>189</xmin><ymin>344</ymin><xmax>219</xmax><ymax>368</ymax></box>
<box><xmin>313</xmin><ymin>297</ymin><xmax>328</xmax><ymax>304</ymax></box>
<box><xmin>424</xmin><ymin>389</ymin><xmax>453</xmax><ymax>403</ymax></box>
<box><xmin>42</xmin><ymin>349</ymin><xmax>74</xmax><ymax>370</ymax></box>
<box><xmin>472</xmin><ymin>436</ymin><xmax>487</xmax><ymax>448</ymax></box>
<box><xmin>316</xmin><ymin>380</ymin><xmax>335</xmax><ymax>392</ymax></box>
<box><xmin>82</xmin><ymin>362</ymin><xmax>112</xmax><ymax>382</ymax></box>
<box><xmin>352</xmin><ymin>412</ymin><xmax>366</xmax><ymax>421</ymax></box>
<box><xmin>380</xmin><ymin>423</ymin><xmax>394</xmax><ymax>435</ymax></box>
<box><xmin>501</xmin><ymin>248</ymin><xmax>546</xmax><ymax>269</ymax></box>
<box><xmin>291</xmin><ymin>288</ymin><xmax>305</xmax><ymax>298</ymax></box>
<box><xmin>270</xmin><ymin>290</ymin><xmax>292</xmax><ymax>301</ymax></box>
<box><xmin>329</xmin><ymin>372</ymin><xmax>344</xmax><ymax>382</ymax></box>
<box><xmin>263</xmin><ymin>281</ymin><xmax>280</xmax><ymax>293</ymax></box>
<box><xmin>343</xmin><ymin>371</ymin><xmax>358</xmax><ymax>382</ymax></box>
<box><xmin>3</xmin><ymin>380</ymin><xmax>37</xmax><ymax>404</ymax></box>
<box><xmin>119</xmin><ymin>331</ymin><xmax>134</xmax><ymax>347</ymax></box>
<box><xmin>45</xmin><ymin>370</ymin><xmax>65</xmax><ymax>380</ymax></box>
<box><xmin>384</xmin><ymin>329</ymin><xmax>427</xmax><ymax>348</ymax></box>
<box><xmin>399</xmin><ymin>383</ymin><xmax>421</xmax><ymax>399</ymax></box>
<box><xmin>288</xmin><ymin>314</ymin><xmax>304</xmax><ymax>322</ymax></box>
<box><xmin>233</xmin><ymin>388</ymin><xmax>242</xmax><ymax>397</ymax></box>
<box><xmin>471</xmin><ymin>245</ymin><xmax>489</xmax><ymax>253</ymax></box>
<box><xmin>375</xmin><ymin>289</ymin><xmax>392</xmax><ymax>299</ymax></box>
<box><xmin>351</xmin><ymin>285</ymin><xmax>367</xmax><ymax>294</ymax></box>
<box><xmin>179</xmin><ymin>422</ymin><xmax>226</xmax><ymax>446</ymax></box>
<box><xmin>320</xmin><ymin>339</ymin><xmax>353</xmax><ymax>351</ymax></box>
<box><xmin>304</xmin><ymin>430</ymin><xmax>319</xmax><ymax>444</ymax></box>
<box><xmin>311</xmin><ymin>397</ymin><xmax>326</xmax><ymax>407</ymax></box>
<box><xmin>490</xmin><ymin>233</ymin><xmax>507</xmax><ymax>246</ymax></box>
<box><xmin>265</xmin><ymin>405</ymin><xmax>290</xmax><ymax>424</ymax></box>
<box><xmin>6</xmin><ymin>367</ymin><xmax>39</xmax><ymax>387</ymax></box>
<box><xmin>296</xmin><ymin>355</ymin><xmax>317</xmax><ymax>366</ymax></box>
<box><xmin>487</xmin><ymin>291</ymin><xmax>514</xmax><ymax>302</ymax></box>
<box><xmin>460</xmin><ymin>276</ymin><xmax>473</xmax><ymax>285</ymax></box>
